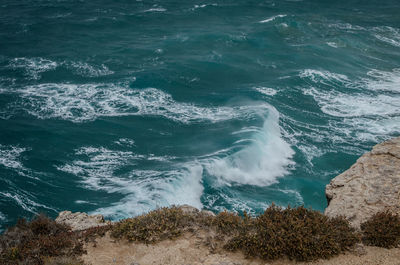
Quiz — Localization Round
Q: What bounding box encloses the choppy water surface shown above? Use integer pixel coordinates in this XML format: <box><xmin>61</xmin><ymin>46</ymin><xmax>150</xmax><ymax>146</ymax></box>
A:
<box><xmin>0</xmin><ymin>0</ymin><xmax>399</xmax><ymax>231</ymax></box>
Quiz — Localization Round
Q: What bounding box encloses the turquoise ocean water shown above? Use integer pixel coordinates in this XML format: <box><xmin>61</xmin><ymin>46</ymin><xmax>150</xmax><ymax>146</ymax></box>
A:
<box><xmin>0</xmin><ymin>0</ymin><xmax>399</xmax><ymax>231</ymax></box>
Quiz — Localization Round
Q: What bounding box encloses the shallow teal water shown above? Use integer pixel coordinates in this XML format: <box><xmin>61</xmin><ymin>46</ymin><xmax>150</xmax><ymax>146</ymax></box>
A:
<box><xmin>0</xmin><ymin>0</ymin><xmax>400</xmax><ymax>231</ymax></box>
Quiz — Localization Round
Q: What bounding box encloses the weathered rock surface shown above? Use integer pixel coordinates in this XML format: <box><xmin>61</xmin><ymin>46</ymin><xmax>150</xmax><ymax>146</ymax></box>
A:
<box><xmin>56</xmin><ymin>211</ymin><xmax>108</xmax><ymax>231</ymax></box>
<box><xmin>325</xmin><ymin>137</ymin><xmax>400</xmax><ymax>228</ymax></box>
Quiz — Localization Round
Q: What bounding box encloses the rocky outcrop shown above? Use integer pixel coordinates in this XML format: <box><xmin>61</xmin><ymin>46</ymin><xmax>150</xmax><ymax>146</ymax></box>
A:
<box><xmin>325</xmin><ymin>137</ymin><xmax>400</xmax><ymax>228</ymax></box>
<box><xmin>56</xmin><ymin>211</ymin><xmax>109</xmax><ymax>231</ymax></box>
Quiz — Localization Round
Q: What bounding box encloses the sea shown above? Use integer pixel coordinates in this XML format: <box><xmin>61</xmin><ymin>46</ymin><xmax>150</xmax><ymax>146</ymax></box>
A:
<box><xmin>0</xmin><ymin>0</ymin><xmax>399</xmax><ymax>231</ymax></box>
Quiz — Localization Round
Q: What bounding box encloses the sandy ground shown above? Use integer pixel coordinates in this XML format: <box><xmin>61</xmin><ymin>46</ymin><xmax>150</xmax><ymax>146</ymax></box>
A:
<box><xmin>82</xmin><ymin>232</ymin><xmax>400</xmax><ymax>265</ymax></box>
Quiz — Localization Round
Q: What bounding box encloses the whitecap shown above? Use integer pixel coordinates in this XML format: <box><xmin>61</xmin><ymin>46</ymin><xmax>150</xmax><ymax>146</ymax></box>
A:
<box><xmin>299</xmin><ymin>69</ymin><xmax>349</xmax><ymax>85</ymax></box>
<box><xmin>366</xmin><ymin>68</ymin><xmax>400</xmax><ymax>92</ymax></box>
<box><xmin>254</xmin><ymin>86</ymin><xmax>277</xmax><ymax>96</ymax></box>
<box><xmin>8</xmin><ymin>57</ymin><xmax>57</xmax><ymax>80</ymax></box>
<box><xmin>65</xmin><ymin>61</ymin><xmax>114</xmax><ymax>77</ymax></box>
<box><xmin>204</xmin><ymin>107</ymin><xmax>295</xmax><ymax>186</ymax></box>
<box><xmin>114</xmin><ymin>138</ymin><xmax>136</xmax><ymax>147</ymax></box>
<box><xmin>326</xmin><ymin>42</ymin><xmax>339</xmax><ymax>48</ymax></box>
<box><xmin>143</xmin><ymin>7</ymin><xmax>166</xmax><ymax>12</ymax></box>
<box><xmin>259</xmin><ymin>14</ymin><xmax>286</xmax><ymax>23</ymax></box>
<box><xmin>0</xmin><ymin>144</ymin><xmax>26</xmax><ymax>170</ymax></box>
<box><xmin>191</xmin><ymin>3</ymin><xmax>218</xmax><ymax>10</ymax></box>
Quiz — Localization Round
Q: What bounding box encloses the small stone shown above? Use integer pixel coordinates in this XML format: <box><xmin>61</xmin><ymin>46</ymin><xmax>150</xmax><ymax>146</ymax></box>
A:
<box><xmin>352</xmin><ymin>243</ymin><xmax>367</xmax><ymax>256</ymax></box>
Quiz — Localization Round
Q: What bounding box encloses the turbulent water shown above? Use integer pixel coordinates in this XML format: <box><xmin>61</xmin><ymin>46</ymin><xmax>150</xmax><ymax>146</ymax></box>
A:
<box><xmin>0</xmin><ymin>0</ymin><xmax>399</xmax><ymax>231</ymax></box>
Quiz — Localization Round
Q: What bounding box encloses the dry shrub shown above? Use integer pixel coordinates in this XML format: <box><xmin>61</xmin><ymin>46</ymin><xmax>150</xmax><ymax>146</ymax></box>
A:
<box><xmin>213</xmin><ymin>211</ymin><xmax>244</xmax><ymax>235</ymax></box>
<box><xmin>0</xmin><ymin>214</ymin><xmax>84</xmax><ymax>265</ymax></box>
<box><xmin>225</xmin><ymin>205</ymin><xmax>359</xmax><ymax>261</ymax></box>
<box><xmin>111</xmin><ymin>206</ymin><xmax>193</xmax><ymax>243</ymax></box>
<box><xmin>361</xmin><ymin>211</ymin><xmax>400</xmax><ymax>248</ymax></box>
<box><xmin>80</xmin><ymin>224</ymin><xmax>112</xmax><ymax>243</ymax></box>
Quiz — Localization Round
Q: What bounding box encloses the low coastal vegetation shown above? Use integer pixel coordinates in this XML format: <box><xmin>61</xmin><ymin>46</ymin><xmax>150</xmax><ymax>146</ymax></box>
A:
<box><xmin>1</xmin><ymin>206</ymin><xmax>400</xmax><ymax>264</ymax></box>
<box><xmin>361</xmin><ymin>211</ymin><xmax>400</xmax><ymax>248</ymax></box>
<box><xmin>0</xmin><ymin>214</ymin><xmax>84</xmax><ymax>265</ymax></box>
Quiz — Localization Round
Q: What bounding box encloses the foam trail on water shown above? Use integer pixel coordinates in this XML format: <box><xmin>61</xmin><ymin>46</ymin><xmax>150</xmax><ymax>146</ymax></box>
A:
<box><xmin>300</xmin><ymin>68</ymin><xmax>400</xmax><ymax>143</ymax></box>
<box><xmin>10</xmin><ymin>84</ymin><xmax>261</xmax><ymax>123</ymax></box>
<box><xmin>93</xmin><ymin>165</ymin><xmax>203</xmax><ymax>218</ymax></box>
<box><xmin>58</xmin><ymin>147</ymin><xmax>203</xmax><ymax>219</ymax></box>
<box><xmin>8</xmin><ymin>57</ymin><xmax>57</xmax><ymax>80</ymax></box>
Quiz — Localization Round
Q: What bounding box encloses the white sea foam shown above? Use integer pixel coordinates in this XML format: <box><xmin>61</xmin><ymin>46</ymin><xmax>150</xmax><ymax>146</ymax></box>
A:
<box><xmin>204</xmin><ymin>107</ymin><xmax>295</xmax><ymax>186</ymax></box>
<box><xmin>299</xmin><ymin>69</ymin><xmax>349</xmax><ymax>85</ymax></box>
<box><xmin>191</xmin><ymin>3</ymin><xmax>217</xmax><ymax>10</ymax></box>
<box><xmin>0</xmin><ymin>145</ymin><xmax>26</xmax><ymax>170</ymax></box>
<box><xmin>326</xmin><ymin>42</ymin><xmax>339</xmax><ymax>48</ymax></box>
<box><xmin>300</xmin><ymin>68</ymin><xmax>400</xmax><ymax>143</ymax></box>
<box><xmin>7</xmin><ymin>57</ymin><xmax>114</xmax><ymax>79</ymax></box>
<box><xmin>8</xmin><ymin>57</ymin><xmax>58</xmax><ymax>79</ymax></box>
<box><xmin>114</xmin><ymin>138</ymin><xmax>136</xmax><ymax>147</ymax></box>
<box><xmin>259</xmin><ymin>14</ymin><xmax>287</xmax><ymax>23</ymax></box>
<box><xmin>65</xmin><ymin>61</ymin><xmax>114</xmax><ymax>77</ymax></box>
<box><xmin>328</xmin><ymin>23</ymin><xmax>365</xmax><ymax>31</ymax></box>
<box><xmin>0</xmin><ymin>191</ymin><xmax>55</xmax><ymax>214</ymax></box>
<box><xmin>372</xmin><ymin>26</ymin><xmax>400</xmax><ymax>47</ymax></box>
<box><xmin>75</xmin><ymin>200</ymin><xmax>96</xmax><ymax>205</ymax></box>
<box><xmin>58</xmin><ymin>146</ymin><xmax>203</xmax><ymax>218</ymax></box>
<box><xmin>16</xmin><ymin>83</ymin><xmax>262</xmax><ymax>123</ymax></box>
<box><xmin>303</xmin><ymin>87</ymin><xmax>400</xmax><ymax>117</ymax></box>
<box><xmin>254</xmin><ymin>86</ymin><xmax>277</xmax><ymax>96</ymax></box>
<box><xmin>366</xmin><ymin>68</ymin><xmax>400</xmax><ymax>92</ymax></box>
<box><xmin>143</xmin><ymin>7</ymin><xmax>166</xmax><ymax>12</ymax></box>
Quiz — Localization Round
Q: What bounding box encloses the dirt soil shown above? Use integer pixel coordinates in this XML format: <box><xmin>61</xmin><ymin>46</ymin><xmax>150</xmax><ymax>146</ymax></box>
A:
<box><xmin>82</xmin><ymin>231</ymin><xmax>400</xmax><ymax>265</ymax></box>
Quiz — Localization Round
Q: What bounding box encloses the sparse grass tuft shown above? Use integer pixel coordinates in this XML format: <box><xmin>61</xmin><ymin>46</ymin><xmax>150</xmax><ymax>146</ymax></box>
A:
<box><xmin>361</xmin><ymin>211</ymin><xmax>400</xmax><ymax>248</ymax></box>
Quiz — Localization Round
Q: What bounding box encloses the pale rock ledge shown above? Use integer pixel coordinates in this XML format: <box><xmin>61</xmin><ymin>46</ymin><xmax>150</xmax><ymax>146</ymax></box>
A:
<box><xmin>325</xmin><ymin>136</ymin><xmax>400</xmax><ymax>228</ymax></box>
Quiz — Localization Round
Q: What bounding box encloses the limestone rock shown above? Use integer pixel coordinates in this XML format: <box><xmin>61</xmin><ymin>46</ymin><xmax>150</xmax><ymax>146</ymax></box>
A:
<box><xmin>179</xmin><ymin>204</ymin><xmax>200</xmax><ymax>214</ymax></box>
<box><xmin>56</xmin><ymin>211</ymin><xmax>108</xmax><ymax>231</ymax></box>
<box><xmin>201</xmin><ymin>210</ymin><xmax>216</xmax><ymax>217</ymax></box>
<box><xmin>325</xmin><ymin>137</ymin><xmax>400</xmax><ymax>228</ymax></box>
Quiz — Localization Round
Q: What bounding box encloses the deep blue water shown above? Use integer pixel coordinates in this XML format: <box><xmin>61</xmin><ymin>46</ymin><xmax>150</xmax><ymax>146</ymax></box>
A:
<box><xmin>0</xmin><ymin>0</ymin><xmax>399</xmax><ymax>231</ymax></box>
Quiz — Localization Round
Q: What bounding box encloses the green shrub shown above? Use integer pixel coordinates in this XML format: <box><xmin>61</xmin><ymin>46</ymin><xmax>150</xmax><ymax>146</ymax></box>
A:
<box><xmin>0</xmin><ymin>214</ymin><xmax>84</xmax><ymax>265</ymax></box>
<box><xmin>225</xmin><ymin>205</ymin><xmax>359</xmax><ymax>261</ymax></box>
<box><xmin>361</xmin><ymin>211</ymin><xmax>400</xmax><ymax>248</ymax></box>
<box><xmin>111</xmin><ymin>206</ymin><xmax>193</xmax><ymax>243</ymax></box>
